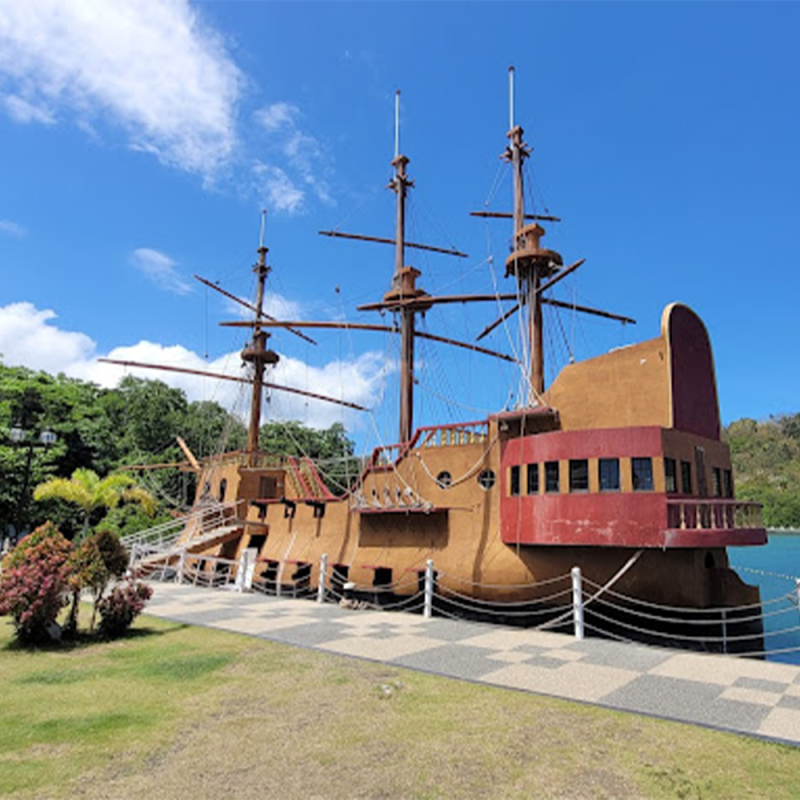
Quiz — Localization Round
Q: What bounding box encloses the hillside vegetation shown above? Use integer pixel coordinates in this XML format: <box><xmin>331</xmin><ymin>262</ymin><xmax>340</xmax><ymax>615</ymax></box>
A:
<box><xmin>0</xmin><ymin>363</ymin><xmax>355</xmax><ymax>540</ymax></box>
<box><xmin>725</xmin><ymin>414</ymin><xmax>800</xmax><ymax>528</ymax></box>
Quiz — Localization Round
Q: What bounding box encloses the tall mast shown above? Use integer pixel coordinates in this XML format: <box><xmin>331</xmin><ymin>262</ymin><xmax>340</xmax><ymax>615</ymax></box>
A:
<box><xmin>504</xmin><ymin>67</ymin><xmax>562</xmax><ymax>404</ymax></box>
<box><xmin>243</xmin><ymin>210</ymin><xmax>279</xmax><ymax>451</ymax></box>
<box><xmin>388</xmin><ymin>90</ymin><xmax>422</xmax><ymax>444</ymax></box>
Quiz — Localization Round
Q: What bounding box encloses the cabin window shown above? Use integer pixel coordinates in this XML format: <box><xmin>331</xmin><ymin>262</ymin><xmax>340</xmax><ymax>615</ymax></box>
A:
<box><xmin>526</xmin><ymin>463</ymin><xmax>539</xmax><ymax>495</ymax></box>
<box><xmin>478</xmin><ymin>469</ymin><xmax>496</xmax><ymax>490</ymax></box>
<box><xmin>680</xmin><ymin>461</ymin><xmax>693</xmax><ymax>494</ymax></box>
<box><xmin>248</xmin><ymin>534</ymin><xmax>267</xmax><ymax>555</ymax></box>
<box><xmin>712</xmin><ymin>467</ymin><xmax>722</xmax><ymax>498</ymax></box>
<box><xmin>218</xmin><ymin>478</ymin><xmax>227</xmax><ymax>502</ymax></box>
<box><xmin>631</xmin><ymin>458</ymin><xmax>654</xmax><ymax>491</ymax></box>
<box><xmin>598</xmin><ymin>458</ymin><xmax>620</xmax><ymax>492</ymax></box>
<box><xmin>544</xmin><ymin>461</ymin><xmax>560</xmax><ymax>493</ymax></box>
<box><xmin>436</xmin><ymin>471</ymin><xmax>452</xmax><ymax>489</ymax></box>
<box><xmin>331</xmin><ymin>564</ymin><xmax>349</xmax><ymax>598</ymax></box>
<box><xmin>292</xmin><ymin>562</ymin><xmax>312</xmax><ymax>593</ymax></box>
<box><xmin>569</xmin><ymin>459</ymin><xmax>589</xmax><ymax>492</ymax></box>
<box><xmin>723</xmin><ymin>469</ymin><xmax>734</xmax><ymax>499</ymax></box>
<box><xmin>664</xmin><ymin>457</ymin><xmax>678</xmax><ymax>494</ymax></box>
<box><xmin>373</xmin><ymin>567</ymin><xmax>393</xmax><ymax>588</ymax></box>
<box><xmin>509</xmin><ymin>465</ymin><xmax>521</xmax><ymax>496</ymax></box>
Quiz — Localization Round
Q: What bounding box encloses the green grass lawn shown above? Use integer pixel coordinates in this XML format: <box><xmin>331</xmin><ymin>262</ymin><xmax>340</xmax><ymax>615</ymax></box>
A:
<box><xmin>1</xmin><ymin>611</ymin><xmax>799</xmax><ymax>800</ymax></box>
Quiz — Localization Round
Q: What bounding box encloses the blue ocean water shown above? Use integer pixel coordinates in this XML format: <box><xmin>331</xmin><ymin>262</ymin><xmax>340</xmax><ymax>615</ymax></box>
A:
<box><xmin>730</xmin><ymin>531</ymin><xmax>800</xmax><ymax>664</ymax></box>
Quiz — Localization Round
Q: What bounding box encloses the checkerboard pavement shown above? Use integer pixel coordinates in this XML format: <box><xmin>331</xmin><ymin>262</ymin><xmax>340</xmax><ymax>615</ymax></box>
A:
<box><xmin>145</xmin><ymin>582</ymin><xmax>800</xmax><ymax>746</ymax></box>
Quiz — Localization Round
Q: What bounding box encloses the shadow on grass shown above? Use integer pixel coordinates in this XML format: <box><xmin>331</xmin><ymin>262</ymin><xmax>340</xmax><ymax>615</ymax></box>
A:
<box><xmin>0</xmin><ymin>622</ymin><xmax>190</xmax><ymax>654</ymax></box>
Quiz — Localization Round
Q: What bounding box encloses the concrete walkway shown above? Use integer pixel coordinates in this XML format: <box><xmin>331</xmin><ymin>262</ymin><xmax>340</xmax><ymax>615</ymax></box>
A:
<box><xmin>145</xmin><ymin>582</ymin><xmax>800</xmax><ymax>747</ymax></box>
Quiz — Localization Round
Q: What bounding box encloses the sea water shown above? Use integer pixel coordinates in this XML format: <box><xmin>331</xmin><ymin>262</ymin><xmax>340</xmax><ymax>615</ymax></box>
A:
<box><xmin>731</xmin><ymin>531</ymin><xmax>800</xmax><ymax>664</ymax></box>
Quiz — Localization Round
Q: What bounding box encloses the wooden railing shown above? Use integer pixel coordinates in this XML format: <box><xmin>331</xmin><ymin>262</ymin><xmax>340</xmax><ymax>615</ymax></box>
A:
<box><xmin>666</xmin><ymin>498</ymin><xmax>763</xmax><ymax>531</ymax></box>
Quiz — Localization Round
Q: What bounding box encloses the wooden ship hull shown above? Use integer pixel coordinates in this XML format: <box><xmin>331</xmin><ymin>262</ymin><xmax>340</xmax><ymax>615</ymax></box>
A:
<box><xmin>176</xmin><ymin>303</ymin><xmax>765</xmax><ymax>651</ymax></box>
<box><xmin>121</xmin><ymin>72</ymin><xmax>766</xmax><ymax>652</ymax></box>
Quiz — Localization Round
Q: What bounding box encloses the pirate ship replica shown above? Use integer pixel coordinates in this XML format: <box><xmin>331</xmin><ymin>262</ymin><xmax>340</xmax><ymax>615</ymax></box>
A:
<box><xmin>108</xmin><ymin>70</ymin><xmax>766</xmax><ymax>649</ymax></box>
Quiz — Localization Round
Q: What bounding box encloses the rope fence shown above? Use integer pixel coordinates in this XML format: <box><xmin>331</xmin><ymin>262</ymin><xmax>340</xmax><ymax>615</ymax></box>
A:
<box><xmin>133</xmin><ymin>544</ymin><xmax>800</xmax><ymax>661</ymax></box>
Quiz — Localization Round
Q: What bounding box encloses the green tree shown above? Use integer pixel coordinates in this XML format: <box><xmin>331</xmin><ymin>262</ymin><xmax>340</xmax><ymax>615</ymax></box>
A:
<box><xmin>258</xmin><ymin>421</ymin><xmax>361</xmax><ymax>493</ymax></box>
<box><xmin>33</xmin><ymin>468</ymin><xmax>156</xmax><ymax>540</ymax></box>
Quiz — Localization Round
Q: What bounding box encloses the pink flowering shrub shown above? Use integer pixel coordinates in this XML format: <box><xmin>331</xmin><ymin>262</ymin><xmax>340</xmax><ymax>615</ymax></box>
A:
<box><xmin>0</xmin><ymin>522</ymin><xmax>72</xmax><ymax>643</ymax></box>
<box><xmin>96</xmin><ymin>580</ymin><xmax>153</xmax><ymax>638</ymax></box>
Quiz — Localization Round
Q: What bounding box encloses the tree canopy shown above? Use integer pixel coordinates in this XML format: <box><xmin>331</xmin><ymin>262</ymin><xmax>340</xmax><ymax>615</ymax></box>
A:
<box><xmin>724</xmin><ymin>413</ymin><xmax>800</xmax><ymax>529</ymax></box>
<box><xmin>0</xmin><ymin>362</ymin><xmax>357</xmax><ymax>538</ymax></box>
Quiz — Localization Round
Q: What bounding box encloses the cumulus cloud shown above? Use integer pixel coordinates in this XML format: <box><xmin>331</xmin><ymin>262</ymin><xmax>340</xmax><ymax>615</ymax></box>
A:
<box><xmin>0</xmin><ymin>219</ymin><xmax>27</xmax><ymax>238</ymax></box>
<box><xmin>252</xmin><ymin>162</ymin><xmax>305</xmax><ymax>214</ymax></box>
<box><xmin>224</xmin><ymin>291</ymin><xmax>302</xmax><ymax>322</ymax></box>
<box><xmin>0</xmin><ymin>0</ymin><xmax>242</xmax><ymax>179</ymax></box>
<box><xmin>0</xmin><ymin>302</ymin><xmax>96</xmax><ymax>374</ymax></box>
<box><xmin>253</xmin><ymin>101</ymin><xmax>333</xmax><ymax>213</ymax></box>
<box><xmin>0</xmin><ymin>302</ymin><xmax>385</xmax><ymax>433</ymax></box>
<box><xmin>130</xmin><ymin>248</ymin><xmax>192</xmax><ymax>296</ymax></box>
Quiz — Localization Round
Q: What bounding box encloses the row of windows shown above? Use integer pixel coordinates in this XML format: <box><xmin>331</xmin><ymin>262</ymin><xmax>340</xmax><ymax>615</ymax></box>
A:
<box><xmin>509</xmin><ymin>457</ymin><xmax>734</xmax><ymax>497</ymax></box>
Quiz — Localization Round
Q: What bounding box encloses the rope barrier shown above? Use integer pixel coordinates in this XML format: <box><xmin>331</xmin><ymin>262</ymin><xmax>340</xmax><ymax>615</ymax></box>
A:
<box><xmin>438</xmin><ymin>584</ymin><xmax>573</xmax><ymax>608</ymax></box>
<box><xmin>586</xmin><ymin>607</ymin><xmax>800</xmax><ymax>644</ymax></box>
<box><xmin>437</xmin><ymin>591</ymin><xmax>572</xmax><ymax>619</ymax></box>
<box><xmin>589</xmin><ymin>593</ymin><xmax>799</xmax><ymax>628</ymax></box>
<box><xmin>581</xmin><ymin>576</ymin><xmax>787</xmax><ymax>613</ymax></box>
<box><xmin>437</xmin><ymin>570</ymin><xmax>572</xmax><ymax>590</ymax></box>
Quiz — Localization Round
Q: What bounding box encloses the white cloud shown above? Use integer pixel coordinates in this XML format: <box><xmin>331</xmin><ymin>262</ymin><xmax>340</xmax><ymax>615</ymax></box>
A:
<box><xmin>254</xmin><ymin>102</ymin><xmax>297</xmax><ymax>132</ymax></box>
<box><xmin>130</xmin><ymin>248</ymin><xmax>192</xmax><ymax>296</ymax></box>
<box><xmin>253</xmin><ymin>162</ymin><xmax>305</xmax><ymax>214</ymax></box>
<box><xmin>0</xmin><ymin>302</ymin><xmax>95</xmax><ymax>374</ymax></box>
<box><xmin>0</xmin><ymin>302</ymin><xmax>385</xmax><ymax>433</ymax></box>
<box><xmin>224</xmin><ymin>291</ymin><xmax>302</xmax><ymax>322</ymax></box>
<box><xmin>2</xmin><ymin>94</ymin><xmax>55</xmax><ymax>125</ymax></box>
<box><xmin>0</xmin><ymin>219</ymin><xmax>27</xmax><ymax>238</ymax></box>
<box><xmin>253</xmin><ymin>101</ymin><xmax>333</xmax><ymax>212</ymax></box>
<box><xmin>0</xmin><ymin>0</ymin><xmax>242</xmax><ymax>179</ymax></box>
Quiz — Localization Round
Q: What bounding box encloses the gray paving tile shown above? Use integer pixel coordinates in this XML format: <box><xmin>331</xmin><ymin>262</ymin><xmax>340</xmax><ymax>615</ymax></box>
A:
<box><xmin>603</xmin><ymin>674</ymin><xmax>772</xmax><ymax>733</ymax></box>
<box><xmin>519</xmin><ymin>655</ymin><xmax>566</xmax><ymax>670</ymax></box>
<box><xmin>573</xmin><ymin>639</ymin><xmax>675</xmax><ymax>672</ymax></box>
<box><xmin>734</xmin><ymin>676</ymin><xmax>791</xmax><ymax>693</ymax></box>
<box><xmin>392</xmin><ymin>644</ymin><xmax>513</xmax><ymax>681</ymax></box>
<box><xmin>169</xmin><ymin>607</ymin><xmax>251</xmax><ymax>624</ymax></box>
<box><xmin>420</xmin><ymin>617</ymin><xmax>492</xmax><ymax>641</ymax></box>
<box><xmin>778</xmin><ymin>694</ymin><xmax>800</xmax><ymax>711</ymax></box>
<box><xmin>265</xmin><ymin>624</ymin><xmax>366</xmax><ymax>649</ymax></box>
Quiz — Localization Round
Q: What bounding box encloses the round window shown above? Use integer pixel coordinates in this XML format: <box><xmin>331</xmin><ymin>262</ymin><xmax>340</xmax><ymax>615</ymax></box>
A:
<box><xmin>477</xmin><ymin>469</ymin><xmax>496</xmax><ymax>490</ymax></box>
<box><xmin>436</xmin><ymin>471</ymin><xmax>452</xmax><ymax>489</ymax></box>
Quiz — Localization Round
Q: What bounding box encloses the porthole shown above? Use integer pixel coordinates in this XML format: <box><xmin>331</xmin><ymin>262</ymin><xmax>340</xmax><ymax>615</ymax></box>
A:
<box><xmin>477</xmin><ymin>469</ymin><xmax>496</xmax><ymax>490</ymax></box>
<box><xmin>436</xmin><ymin>470</ymin><xmax>452</xmax><ymax>489</ymax></box>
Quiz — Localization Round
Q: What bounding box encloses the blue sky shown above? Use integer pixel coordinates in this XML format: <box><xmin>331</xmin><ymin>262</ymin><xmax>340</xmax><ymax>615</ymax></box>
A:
<box><xmin>1</xmin><ymin>2</ymin><xmax>798</xmax><ymax>450</ymax></box>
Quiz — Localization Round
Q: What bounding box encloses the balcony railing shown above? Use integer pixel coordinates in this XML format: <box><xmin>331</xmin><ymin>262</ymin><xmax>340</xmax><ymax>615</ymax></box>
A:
<box><xmin>666</xmin><ymin>498</ymin><xmax>763</xmax><ymax>531</ymax></box>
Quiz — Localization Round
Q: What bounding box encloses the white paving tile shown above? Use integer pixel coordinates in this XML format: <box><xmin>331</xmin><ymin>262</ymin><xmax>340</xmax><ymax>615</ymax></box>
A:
<box><xmin>650</xmin><ymin>652</ymin><xmax>800</xmax><ymax>687</ymax></box>
<box><xmin>482</xmin><ymin>661</ymin><xmax>638</xmax><ymax>703</ymax></box>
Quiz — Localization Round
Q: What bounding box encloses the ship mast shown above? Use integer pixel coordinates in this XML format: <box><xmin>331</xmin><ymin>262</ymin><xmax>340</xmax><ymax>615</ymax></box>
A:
<box><xmin>504</xmin><ymin>66</ymin><xmax>561</xmax><ymax>405</ymax></box>
<box><xmin>391</xmin><ymin>92</ymin><xmax>416</xmax><ymax>444</ymax></box>
<box><xmin>242</xmin><ymin>210</ymin><xmax>280</xmax><ymax>451</ymax></box>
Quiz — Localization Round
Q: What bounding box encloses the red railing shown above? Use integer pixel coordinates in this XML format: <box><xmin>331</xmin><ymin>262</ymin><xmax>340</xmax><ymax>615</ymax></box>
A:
<box><xmin>666</xmin><ymin>498</ymin><xmax>763</xmax><ymax>531</ymax></box>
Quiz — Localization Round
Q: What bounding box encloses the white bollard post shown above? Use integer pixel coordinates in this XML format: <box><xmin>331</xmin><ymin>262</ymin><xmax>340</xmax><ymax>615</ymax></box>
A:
<box><xmin>796</xmin><ymin>579</ymin><xmax>800</xmax><ymax>626</ymax></box>
<box><xmin>571</xmin><ymin>566</ymin><xmax>585</xmax><ymax>641</ymax></box>
<box><xmin>176</xmin><ymin>548</ymin><xmax>186</xmax><ymax>584</ymax></box>
<box><xmin>423</xmin><ymin>559</ymin><xmax>435</xmax><ymax>619</ymax></box>
<box><xmin>236</xmin><ymin>550</ymin><xmax>251</xmax><ymax>593</ymax></box>
<box><xmin>317</xmin><ymin>553</ymin><xmax>328</xmax><ymax>604</ymax></box>
<box><xmin>128</xmin><ymin>543</ymin><xmax>138</xmax><ymax>571</ymax></box>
